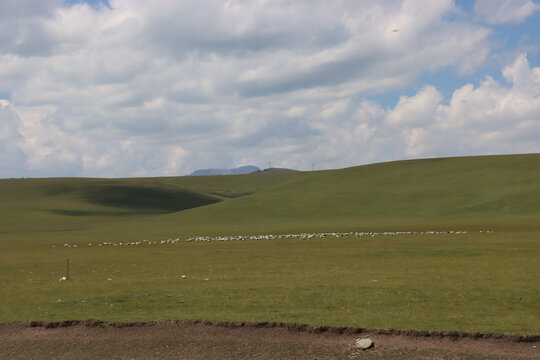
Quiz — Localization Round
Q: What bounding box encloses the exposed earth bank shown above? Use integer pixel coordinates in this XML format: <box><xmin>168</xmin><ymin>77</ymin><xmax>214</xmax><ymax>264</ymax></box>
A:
<box><xmin>0</xmin><ymin>320</ymin><xmax>538</xmax><ymax>360</ymax></box>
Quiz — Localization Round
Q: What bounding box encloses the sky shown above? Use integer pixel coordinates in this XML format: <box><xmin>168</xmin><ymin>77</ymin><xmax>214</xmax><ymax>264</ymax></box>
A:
<box><xmin>0</xmin><ymin>0</ymin><xmax>539</xmax><ymax>178</ymax></box>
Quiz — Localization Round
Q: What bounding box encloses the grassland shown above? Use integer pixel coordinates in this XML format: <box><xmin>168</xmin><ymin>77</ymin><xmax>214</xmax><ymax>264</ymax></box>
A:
<box><xmin>0</xmin><ymin>154</ymin><xmax>539</xmax><ymax>334</ymax></box>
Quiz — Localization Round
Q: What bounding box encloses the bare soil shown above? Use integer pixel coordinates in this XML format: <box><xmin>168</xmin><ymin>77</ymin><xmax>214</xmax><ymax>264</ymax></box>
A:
<box><xmin>0</xmin><ymin>320</ymin><xmax>538</xmax><ymax>360</ymax></box>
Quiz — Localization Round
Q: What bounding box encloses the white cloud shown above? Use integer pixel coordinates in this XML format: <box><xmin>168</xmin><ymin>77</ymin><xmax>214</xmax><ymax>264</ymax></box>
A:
<box><xmin>0</xmin><ymin>100</ymin><xmax>27</xmax><ymax>177</ymax></box>
<box><xmin>354</xmin><ymin>123</ymin><xmax>376</xmax><ymax>142</ymax></box>
<box><xmin>437</xmin><ymin>54</ymin><xmax>540</xmax><ymax>132</ymax></box>
<box><xmin>386</xmin><ymin>86</ymin><xmax>443</xmax><ymax>126</ymax></box>
<box><xmin>502</xmin><ymin>53</ymin><xmax>540</xmax><ymax>93</ymax></box>
<box><xmin>13</xmin><ymin>105</ymin><xmax>85</xmax><ymax>174</ymax></box>
<box><xmin>319</xmin><ymin>99</ymin><xmax>351</xmax><ymax>120</ymax></box>
<box><xmin>354</xmin><ymin>100</ymin><xmax>385</xmax><ymax>123</ymax></box>
<box><xmin>0</xmin><ymin>1</ymin><xmax>536</xmax><ymax>177</ymax></box>
<box><xmin>307</xmin><ymin>54</ymin><xmax>540</xmax><ymax>167</ymax></box>
<box><xmin>405</xmin><ymin>54</ymin><xmax>540</xmax><ymax>158</ymax></box>
<box><xmin>164</xmin><ymin>145</ymin><xmax>189</xmax><ymax>176</ymax></box>
<box><xmin>285</xmin><ymin>106</ymin><xmax>306</xmax><ymax>118</ymax></box>
<box><xmin>474</xmin><ymin>0</ymin><xmax>540</xmax><ymax>24</ymax></box>
<box><xmin>403</xmin><ymin>127</ymin><xmax>428</xmax><ymax>157</ymax></box>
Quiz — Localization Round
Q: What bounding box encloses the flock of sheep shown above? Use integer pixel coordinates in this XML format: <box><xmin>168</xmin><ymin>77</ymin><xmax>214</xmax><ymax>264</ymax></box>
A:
<box><xmin>186</xmin><ymin>230</ymin><xmax>473</xmax><ymax>242</ymax></box>
<box><xmin>59</xmin><ymin>230</ymin><xmax>493</xmax><ymax>248</ymax></box>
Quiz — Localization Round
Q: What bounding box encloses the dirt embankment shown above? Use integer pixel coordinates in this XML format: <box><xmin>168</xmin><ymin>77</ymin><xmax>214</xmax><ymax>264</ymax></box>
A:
<box><xmin>1</xmin><ymin>320</ymin><xmax>538</xmax><ymax>360</ymax></box>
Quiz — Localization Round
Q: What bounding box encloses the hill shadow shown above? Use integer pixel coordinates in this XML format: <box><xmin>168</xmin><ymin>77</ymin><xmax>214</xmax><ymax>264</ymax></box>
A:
<box><xmin>48</xmin><ymin>209</ymin><xmax>136</xmax><ymax>217</ymax></box>
<box><xmin>80</xmin><ymin>185</ymin><xmax>220</xmax><ymax>214</ymax></box>
<box><xmin>43</xmin><ymin>183</ymin><xmax>221</xmax><ymax>216</ymax></box>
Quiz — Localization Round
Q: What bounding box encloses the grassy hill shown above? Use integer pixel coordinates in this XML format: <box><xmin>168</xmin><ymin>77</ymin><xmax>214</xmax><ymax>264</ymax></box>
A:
<box><xmin>0</xmin><ymin>154</ymin><xmax>538</xmax><ymax>333</ymax></box>
<box><xmin>1</xmin><ymin>154</ymin><xmax>539</xmax><ymax>244</ymax></box>
<box><xmin>156</xmin><ymin>153</ymin><xmax>540</xmax><ymax>235</ymax></box>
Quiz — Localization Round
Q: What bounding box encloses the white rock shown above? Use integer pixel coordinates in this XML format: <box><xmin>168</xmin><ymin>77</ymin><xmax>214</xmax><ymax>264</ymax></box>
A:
<box><xmin>356</xmin><ymin>338</ymin><xmax>373</xmax><ymax>350</ymax></box>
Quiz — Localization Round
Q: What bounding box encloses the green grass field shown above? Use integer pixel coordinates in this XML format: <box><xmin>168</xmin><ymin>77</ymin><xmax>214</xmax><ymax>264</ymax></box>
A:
<box><xmin>1</xmin><ymin>154</ymin><xmax>539</xmax><ymax>334</ymax></box>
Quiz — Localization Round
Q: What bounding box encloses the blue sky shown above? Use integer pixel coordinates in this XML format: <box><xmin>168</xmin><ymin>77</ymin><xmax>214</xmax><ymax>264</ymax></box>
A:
<box><xmin>65</xmin><ymin>0</ymin><xmax>110</xmax><ymax>8</ymax></box>
<box><xmin>0</xmin><ymin>0</ymin><xmax>539</xmax><ymax>177</ymax></box>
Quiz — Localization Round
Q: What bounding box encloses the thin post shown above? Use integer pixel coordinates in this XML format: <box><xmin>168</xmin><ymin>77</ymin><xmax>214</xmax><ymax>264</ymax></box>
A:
<box><xmin>66</xmin><ymin>258</ymin><xmax>70</xmax><ymax>280</ymax></box>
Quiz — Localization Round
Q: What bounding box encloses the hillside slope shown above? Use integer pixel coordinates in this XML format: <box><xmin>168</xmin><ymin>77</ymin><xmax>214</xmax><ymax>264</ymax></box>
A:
<box><xmin>0</xmin><ymin>172</ymin><xmax>300</xmax><ymax>243</ymax></box>
<box><xmin>0</xmin><ymin>154</ymin><xmax>538</xmax><ymax>333</ymax></box>
<box><xmin>1</xmin><ymin>154</ymin><xmax>539</xmax><ymax>244</ymax></box>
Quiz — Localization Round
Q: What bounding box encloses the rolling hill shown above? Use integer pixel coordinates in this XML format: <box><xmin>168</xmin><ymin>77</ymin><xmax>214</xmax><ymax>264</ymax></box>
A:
<box><xmin>0</xmin><ymin>154</ymin><xmax>539</xmax><ymax>333</ymax></box>
<box><xmin>1</xmin><ymin>154</ymin><xmax>539</xmax><ymax>245</ymax></box>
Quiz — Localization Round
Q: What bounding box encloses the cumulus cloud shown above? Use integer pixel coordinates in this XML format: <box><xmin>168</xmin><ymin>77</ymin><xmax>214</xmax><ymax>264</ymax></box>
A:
<box><xmin>0</xmin><ymin>1</ymin><xmax>536</xmax><ymax>177</ymax></box>
<box><xmin>434</xmin><ymin>54</ymin><xmax>540</xmax><ymax>153</ymax></box>
<box><xmin>0</xmin><ymin>100</ymin><xmax>28</xmax><ymax>177</ymax></box>
<box><xmin>474</xmin><ymin>0</ymin><xmax>540</xmax><ymax>24</ymax></box>
<box><xmin>437</xmin><ymin>54</ymin><xmax>540</xmax><ymax>130</ymax></box>
<box><xmin>386</xmin><ymin>86</ymin><xmax>443</xmax><ymax>126</ymax></box>
<box><xmin>398</xmin><ymin>54</ymin><xmax>540</xmax><ymax>158</ymax></box>
<box><xmin>304</xmin><ymin>54</ymin><xmax>540</xmax><ymax>168</ymax></box>
<box><xmin>163</xmin><ymin>146</ymin><xmax>189</xmax><ymax>176</ymax></box>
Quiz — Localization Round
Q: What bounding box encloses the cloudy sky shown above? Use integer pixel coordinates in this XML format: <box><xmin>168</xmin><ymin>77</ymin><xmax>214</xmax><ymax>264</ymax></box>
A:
<box><xmin>1</xmin><ymin>0</ymin><xmax>539</xmax><ymax>177</ymax></box>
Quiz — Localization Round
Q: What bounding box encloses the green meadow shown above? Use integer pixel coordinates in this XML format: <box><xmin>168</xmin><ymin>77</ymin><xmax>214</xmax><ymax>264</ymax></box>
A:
<box><xmin>1</xmin><ymin>154</ymin><xmax>539</xmax><ymax>333</ymax></box>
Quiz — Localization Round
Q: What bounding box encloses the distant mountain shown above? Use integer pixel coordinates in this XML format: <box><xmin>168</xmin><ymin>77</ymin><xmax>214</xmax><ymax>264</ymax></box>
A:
<box><xmin>189</xmin><ymin>165</ymin><xmax>261</xmax><ymax>176</ymax></box>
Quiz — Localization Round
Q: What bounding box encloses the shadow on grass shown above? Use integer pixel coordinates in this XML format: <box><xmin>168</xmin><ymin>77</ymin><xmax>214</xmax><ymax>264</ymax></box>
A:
<box><xmin>45</xmin><ymin>184</ymin><xmax>221</xmax><ymax>216</ymax></box>
<box><xmin>48</xmin><ymin>209</ymin><xmax>140</xmax><ymax>217</ymax></box>
<box><xmin>83</xmin><ymin>185</ymin><xmax>219</xmax><ymax>212</ymax></box>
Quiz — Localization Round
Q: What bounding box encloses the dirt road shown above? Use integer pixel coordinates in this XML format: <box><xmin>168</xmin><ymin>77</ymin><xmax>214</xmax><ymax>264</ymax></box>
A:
<box><xmin>0</xmin><ymin>321</ymin><xmax>537</xmax><ymax>359</ymax></box>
